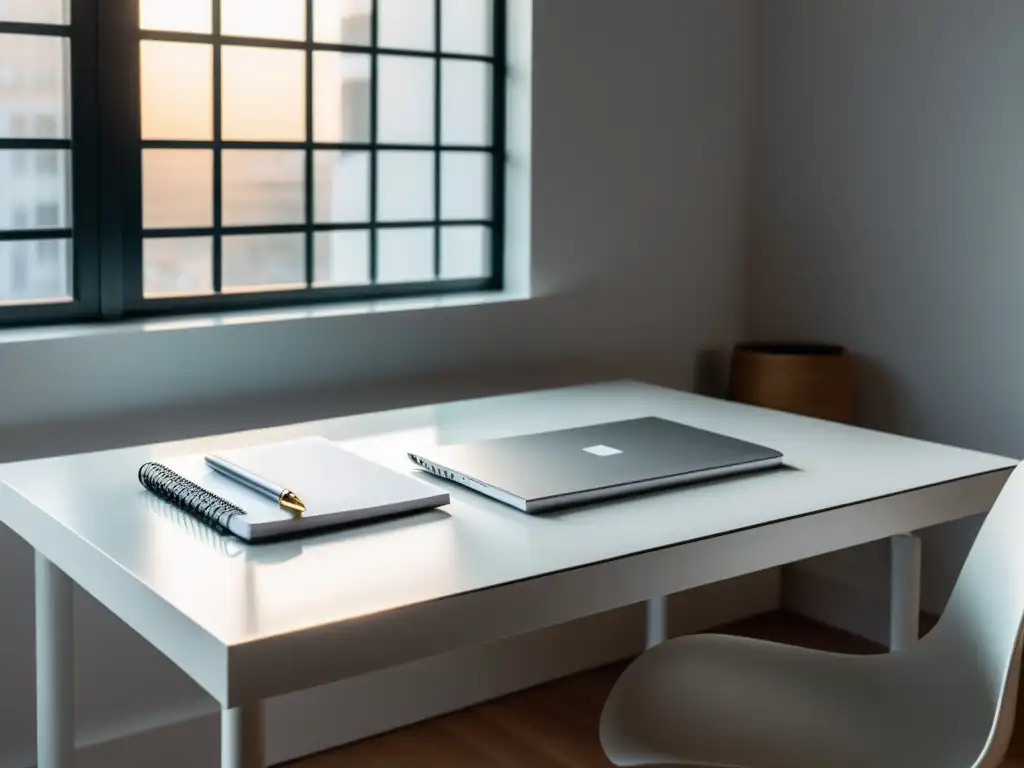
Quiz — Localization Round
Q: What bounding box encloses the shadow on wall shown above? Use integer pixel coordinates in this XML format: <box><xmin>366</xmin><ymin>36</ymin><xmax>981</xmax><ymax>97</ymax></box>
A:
<box><xmin>852</xmin><ymin>355</ymin><xmax>913</xmax><ymax>436</ymax></box>
<box><xmin>694</xmin><ymin>348</ymin><xmax>732</xmax><ymax>399</ymax></box>
<box><xmin>0</xmin><ymin>359</ymin><xmax>696</xmax><ymax>464</ymax></box>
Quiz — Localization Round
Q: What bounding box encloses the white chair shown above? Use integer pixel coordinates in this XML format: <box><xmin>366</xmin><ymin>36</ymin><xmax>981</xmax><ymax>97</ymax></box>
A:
<box><xmin>600</xmin><ymin>465</ymin><xmax>1024</xmax><ymax>768</ymax></box>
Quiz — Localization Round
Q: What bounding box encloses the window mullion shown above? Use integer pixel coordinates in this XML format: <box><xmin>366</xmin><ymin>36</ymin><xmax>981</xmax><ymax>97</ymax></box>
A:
<box><xmin>304</xmin><ymin>0</ymin><xmax>315</xmax><ymax>289</ymax></box>
<box><xmin>368</xmin><ymin>0</ymin><xmax>380</xmax><ymax>285</ymax></box>
<box><xmin>95</xmin><ymin>0</ymin><xmax>151</xmax><ymax>319</ymax></box>
<box><xmin>490</xmin><ymin>0</ymin><xmax>507</xmax><ymax>286</ymax></box>
<box><xmin>432</xmin><ymin>0</ymin><xmax>442</xmax><ymax>279</ymax></box>
<box><xmin>211</xmin><ymin>0</ymin><xmax>223</xmax><ymax>294</ymax></box>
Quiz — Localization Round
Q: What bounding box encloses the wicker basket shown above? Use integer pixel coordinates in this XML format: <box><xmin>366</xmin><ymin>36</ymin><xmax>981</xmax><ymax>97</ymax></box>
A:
<box><xmin>728</xmin><ymin>343</ymin><xmax>855</xmax><ymax>424</ymax></box>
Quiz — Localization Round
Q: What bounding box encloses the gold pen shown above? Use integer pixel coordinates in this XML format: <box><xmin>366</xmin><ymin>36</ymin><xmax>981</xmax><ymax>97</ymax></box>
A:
<box><xmin>205</xmin><ymin>455</ymin><xmax>307</xmax><ymax>517</ymax></box>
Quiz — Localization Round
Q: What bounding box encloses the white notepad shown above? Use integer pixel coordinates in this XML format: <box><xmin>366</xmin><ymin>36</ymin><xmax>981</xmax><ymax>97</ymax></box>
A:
<box><xmin>161</xmin><ymin>436</ymin><xmax>450</xmax><ymax>541</ymax></box>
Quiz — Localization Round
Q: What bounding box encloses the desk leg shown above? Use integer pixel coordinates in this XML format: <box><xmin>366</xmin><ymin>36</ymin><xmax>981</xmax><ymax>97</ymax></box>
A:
<box><xmin>645</xmin><ymin>596</ymin><xmax>668</xmax><ymax>650</ymax></box>
<box><xmin>222</xmin><ymin>704</ymin><xmax>265</xmax><ymax>768</ymax></box>
<box><xmin>890</xmin><ymin>534</ymin><xmax>922</xmax><ymax>652</ymax></box>
<box><xmin>35</xmin><ymin>553</ymin><xmax>73</xmax><ymax>768</ymax></box>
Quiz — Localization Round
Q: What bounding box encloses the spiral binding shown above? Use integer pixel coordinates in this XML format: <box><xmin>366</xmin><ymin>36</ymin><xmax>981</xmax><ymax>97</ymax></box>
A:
<box><xmin>138</xmin><ymin>462</ymin><xmax>246</xmax><ymax>536</ymax></box>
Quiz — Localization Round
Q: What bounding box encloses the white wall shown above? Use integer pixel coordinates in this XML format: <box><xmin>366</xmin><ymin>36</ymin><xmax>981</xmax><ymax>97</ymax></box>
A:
<box><xmin>751</xmin><ymin>0</ymin><xmax>1024</xmax><ymax>639</ymax></box>
<box><xmin>0</xmin><ymin>1</ymin><xmax>759</xmax><ymax>765</ymax></box>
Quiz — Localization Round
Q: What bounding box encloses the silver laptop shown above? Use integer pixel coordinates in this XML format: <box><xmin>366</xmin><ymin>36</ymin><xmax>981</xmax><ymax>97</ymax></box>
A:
<box><xmin>408</xmin><ymin>417</ymin><xmax>784</xmax><ymax>513</ymax></box>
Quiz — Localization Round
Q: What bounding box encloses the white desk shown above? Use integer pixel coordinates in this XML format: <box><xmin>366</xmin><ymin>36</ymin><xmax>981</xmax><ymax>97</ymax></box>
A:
<box><xmin>0</xmin><ymin>381</ymin><xmax>1015</xmax><ymax>768</ymax></box>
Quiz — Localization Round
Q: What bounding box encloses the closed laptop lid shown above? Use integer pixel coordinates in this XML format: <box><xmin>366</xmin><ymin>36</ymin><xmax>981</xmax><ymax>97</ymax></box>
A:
<box><xmin>415</xmin><ymin>417</ymin><xmax>783</xmax><ymax>504</ymax></box>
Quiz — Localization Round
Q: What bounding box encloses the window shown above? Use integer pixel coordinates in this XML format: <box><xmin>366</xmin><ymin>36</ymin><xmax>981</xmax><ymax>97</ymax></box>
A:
<box><xmin>0</xmin><ymin>1</ymin><xmax>82</xmax><ymax>314</ymax></box>
<box><xmin>35</xmin><ymin>148</ymin><xmax>59</xmax><ymax>174</ymax></box>
<box><xmin>33</xmin><ymin>113</ymin><xmax>59</xmax><ymax>137</ymax></box>
<box><xmin>36</xmin><ymin>201</ymin><xmax>61</xmax><ymax>227</ymax></box>
<box><xmin>0</xmin><ymin>0</ymin><xmax>505</xmax><ymax>325</ymax></box>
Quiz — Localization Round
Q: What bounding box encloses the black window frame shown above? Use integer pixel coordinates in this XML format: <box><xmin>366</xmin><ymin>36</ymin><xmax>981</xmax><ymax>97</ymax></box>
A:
<box><xmin>0</xmin><ymin>0</ymin><xmax>101</xmax><ymax>325</ymax></box>
<box><xmin>0</xmin><ymin>0</ymin><xmax>507</xmax><ymax>327</ymax></box>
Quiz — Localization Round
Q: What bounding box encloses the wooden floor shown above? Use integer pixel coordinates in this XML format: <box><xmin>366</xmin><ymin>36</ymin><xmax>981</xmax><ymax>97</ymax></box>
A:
<box><xmin>287</xmin><ymin>611</ymin><xmax>1024</xmax><ymax>767</ymax></box>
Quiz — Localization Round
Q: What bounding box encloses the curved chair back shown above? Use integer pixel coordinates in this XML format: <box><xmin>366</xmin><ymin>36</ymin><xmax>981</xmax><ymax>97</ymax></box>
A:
<box><xmin>925</xmin><ymin>464</ymin><xmax>1024</xmax><ymax>767</ymax></box>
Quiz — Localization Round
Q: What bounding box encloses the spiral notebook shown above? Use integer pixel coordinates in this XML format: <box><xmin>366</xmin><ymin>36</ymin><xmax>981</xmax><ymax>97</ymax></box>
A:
<box><xmin>139</xmin><ymin>436</ymin><xmax>450</xmax><ymax>542</ymax></box>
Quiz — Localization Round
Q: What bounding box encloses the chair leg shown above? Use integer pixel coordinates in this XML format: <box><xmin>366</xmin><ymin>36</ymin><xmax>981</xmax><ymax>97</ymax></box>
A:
<box><xmin>646</xmin><ymin>596</ymin><xmax>668</xmax><ymax>650</ymax></box>
<box><xmin>890</xmin><ymin>534</ymin><xmax>921</xmax><ymax>652</ymax></box>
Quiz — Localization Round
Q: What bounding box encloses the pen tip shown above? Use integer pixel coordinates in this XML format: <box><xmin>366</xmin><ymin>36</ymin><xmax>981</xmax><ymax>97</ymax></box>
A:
<box><xmin>280</xmin><ymin>491</ymin><xmax>306</xmax><ymax>517</ymax></box>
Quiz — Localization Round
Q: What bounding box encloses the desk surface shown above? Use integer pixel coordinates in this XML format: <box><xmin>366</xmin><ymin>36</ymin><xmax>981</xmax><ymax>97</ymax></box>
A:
<box><xmin>0</xmin><ymin>382</ymin><xmax>1016</xmax><ymax>703</ymax></box>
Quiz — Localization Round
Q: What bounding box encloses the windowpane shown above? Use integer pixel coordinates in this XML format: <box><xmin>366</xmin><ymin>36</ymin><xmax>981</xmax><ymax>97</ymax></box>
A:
<box><xmin>36</xmin><ymin>202</ymin><xmax>60</xmax><ymax>228</ymax></box>
<box><xmin>315</xmin><ymin>230</ymin><xmax>370</xmax><ymax>286</ymax></box>
<box><xmin>0</xmin><ymin>239</ymin><xmax>71</xmax><ymax>304</ymax></box>
<box><xmin>0</xmin><ymin>150</ymin><xmax>71</xmax><ymax>230</ymax></box>
<box><xmin>442</xmin><ymin>60</ymin><xmax>491</xmax><ymax>145</ymax></box>
<box><xmin>222</xmin><ymin>150</ymin><xmax>305</xmax><ymax>227</ymax></box>
<box><xmin>143</xmin><ymin>237</ymin><xmax>213</xmax><ymax>297</ymax></box>
<box><xmin>0</xmin><ymin>35</ymin><xmax>70</xmax><ymax>139</ymax></box>
<box><xmin>36</xmin><ymin>151</ymin><xmax>59</xmax><ymax>174</ymax></box>
<box><xmin>378</xmin><ymin>0</ymin><xmax>434</xmax><ymax>51</ymax></box>
<box><xmin>5</xmin><ymin>149</ymin><xmax>67</xmax><ymax>180</ymax></box>
<box><xmin>222</xmin><ymin>46</ymin><xmax>305</xmax><ymax>142</ymax></box>
<box><xmin>222</xmin><ymin>233</ymin><xmax>306</xmax><ymax>293</ymax></box>
<box><xmin>0</xmin><ymin>0</ymin><xmax>69</xmax><ymax>25</ymax></box>
<box><xmin>33</xmin><ymin>114</ymin><xmax>59</xmax><ymax>138</ymax></box>
<box><xmin>377</xmin><ymin>151</ymin><xmax>434</xmax><ymax>222</ymax></box>
<box><xmin>378</xmin><ymin>55</ymin><xmax>434</xmax><ymax>145</ymax></box>
<box><xmin>378</xmin><ymin>228</ymin><xmax>434</xmax><ymax>284</ymax></box>
<box><xmin>140</xmin><ymin>0</ymin><xmax>211</xmax><ymax>34</ymax></box>
<box><xmin>222</xmin><ymin>0</ymin><xmax>305</xmax><ymax>42</ymax></box>
<box><xmin>313</xmin><ymin>52</ymin><xmax>371</xmax><ymax>143</ymax></box>
<box><xmin>142</xmin><ymin>150</ymin><xmax>213</xmax><ymax>230</ymax></box>
<box><xmin>441</xmin><ymin>152</ymin><xmax>489</xmax><ymax>220</ymax></box>
<box><xmin>314</xmin><ymin>0</ymin><xmax>372</xmax><ymax>46</ymax></box>
<box><xmin>315</xmin><ymin>151</ymin><xmax>370</xmax><ymax>224</ymax></box>
<box><xmin>141</xmin><ymin>41</ymin><xmax>213</xmax><ymax>140</ymax></box>
<box><xmin>441</xmin><ymin>226</ymin><xmax>489</xmax><ymax>279</ymax></box>
<box><xmin>441</xmin><ymin>0</ymin><xmax>492</xmax><ymax>56</ymax></box>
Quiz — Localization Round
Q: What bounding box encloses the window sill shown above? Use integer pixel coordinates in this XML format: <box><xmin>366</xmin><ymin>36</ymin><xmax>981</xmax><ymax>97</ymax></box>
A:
<box><xmin>0</xmin><ymin>287</ymin><xmax>532</xmax><ymax>347</ymax></box>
